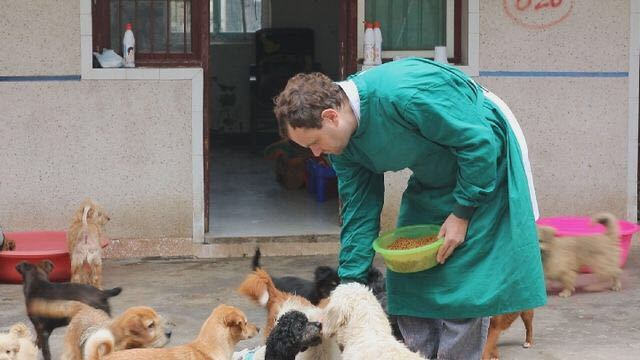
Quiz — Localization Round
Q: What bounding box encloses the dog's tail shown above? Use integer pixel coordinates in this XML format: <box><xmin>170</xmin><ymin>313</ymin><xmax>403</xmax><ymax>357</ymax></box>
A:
<box><xmin>84</xmin><ymin>328</ymin><xmax>115</xmax><ymax>360</ymax></box>
<box><xmin>27</xmin><ymin>299</ymin><xmax>87</xmax><ymax>319</ymax></box>
<box><xmin>78</xmin><ymin>204</ymin><xmax>92</xmax><ymax>244</ymax></box>
<box><xmin>593</xmin><ymin>212</ymin><xmax>619</xmax><ymax>240</ymax></box>
<box><xmin>9</xmin><ymin>323</ymin><xmax>31</xmax><ymax>338</ymax></box>
<box><xmin>238</xmin><ymin>269</ymin><xmax>282</xmax><ymax>307</ymax></box>
<box><xmin>101</xmin><ymin>287</ymin><xmax>123</xmax><ymax>299</ymax></box>
<box><xmin>252</xmin><ymin>247</ymin><xmax>261</xmax><ymax>270</ymax></box>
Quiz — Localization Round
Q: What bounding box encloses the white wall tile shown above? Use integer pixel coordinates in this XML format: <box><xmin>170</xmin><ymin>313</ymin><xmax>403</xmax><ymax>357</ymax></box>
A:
<box><xmin>125</xmin><ymin>68</ymin><xmax>160</xmax><ymax>80</ymax></box>
<box><xmin>468</xmin><ymin>0</ymin><xmax>479</xmax><ymax>13</ymax></box>
<box><xmin>191</xmin><ymin>72</ymin><xmax>203</xmax><ymax>112</ymax></box>
<box><xmin>630</xmin><ymin>55</ymin><xmax>639</xmax><ymax>100</ymax></box>
<box><xmin>81</xmin><ymin>35</ymin><xmax>93</xmax><ymax>77</ymax></box>
<box><xmin>159</xmin><ymin>68</ymin><xmax>199</xmax><ymax>80</ymax></box>
<box><xmin>84</xmin><ymin>69</ymin><xmax>127</xmax><ymax>80</ymax></box>
<box><xmin>80</xmin><ymin>0</ymin><xmax>92</xmax><ymax>15</ymax></box>
<box><xmin>80</xmin><ymin>14</ymin><xmax>92</xmax><ymax>36</ymax></box>
<box><xmin>192</xmin><ymin>110</ymin><xmax>203</xmax><ymax>156</ymax></box>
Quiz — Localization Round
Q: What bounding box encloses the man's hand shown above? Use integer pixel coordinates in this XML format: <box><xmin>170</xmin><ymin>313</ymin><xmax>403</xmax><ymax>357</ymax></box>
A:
<box><xmin>436</xmin><ymin>213</ymin><xmax>469</xmax><ymax>264</ymax></box>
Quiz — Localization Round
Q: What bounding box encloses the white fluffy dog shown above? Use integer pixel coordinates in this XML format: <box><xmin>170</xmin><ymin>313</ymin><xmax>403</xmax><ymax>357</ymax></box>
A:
<box><xmin>322</xmin><ymin>283</ymin><xmax>425</xmax><ymax>360</ymax></box>
<box><xmin>0</xmin><ymin>323</ymin><xmax>38</xmax><ymax>360</ymax></box>
<box><xmin>233</xmin><ymin>298</ymin><xmax>342</xmax><ymax>360</ymax></box>
<box><xmin>277</xmin><ymin>298</ymin><xmax>342</xmax><ymax>360</ymax></box>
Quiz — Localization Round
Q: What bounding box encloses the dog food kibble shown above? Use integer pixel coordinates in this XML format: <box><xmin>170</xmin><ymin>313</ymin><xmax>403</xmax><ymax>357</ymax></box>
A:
<box><xmin>388</xmin><ymin>235</ymin><xmax>438</xmax><ymax>250</ymax></box>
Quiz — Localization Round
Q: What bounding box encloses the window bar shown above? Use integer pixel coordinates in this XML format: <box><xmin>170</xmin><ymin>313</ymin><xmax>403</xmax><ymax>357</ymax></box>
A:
<box><xmin>402</xmin><ymin>0</ymin><xmax>408</xmax><ymax>49</ymax></box>
<box><xmin>418</xmin><ymin>0</ymin><xmax>422</xmax><ymax>50</ymax></box>
<box><xmin>387</xmin><ymin>0</ymin><xmax>392</xmax><ymax>50</ymax></box>
<box><xmin>134</xmin><ymin>0</ymin><xmax>138</xmax><ymax>36</ymax></box>
<box><xmin>183</xmin><ymin>1</ymin><xmax>187</xmax><ymax>54</ymax></box>
<box><xmin>150</xmin><ymin>0</ymin><xmax>155</xmax><ymax>53</ymax></box>
<box><xmin>118</xmin><ymin>0</ymin><xmax>123</xmax><ymax>54</ymax></box>
<box><xmin>166</xmin><ymin>0</ymin><xmax>170</xmax><ymax>53</ymax></box>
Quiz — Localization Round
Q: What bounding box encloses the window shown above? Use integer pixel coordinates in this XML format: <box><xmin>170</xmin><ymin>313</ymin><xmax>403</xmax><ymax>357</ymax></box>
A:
<box><xmin>358</xmin><ymin>0</ymin><xmax>459</xmax><ymax>62</ymax></box>
<box><xmin>93</xmin><ymin>0</ymin><xmax>209</xmax><ymax>66</ymax></box>
<box><xmin>210</xmin><ymin>0</ymin><xmax>263</xmax><ymax>43</ymax></box>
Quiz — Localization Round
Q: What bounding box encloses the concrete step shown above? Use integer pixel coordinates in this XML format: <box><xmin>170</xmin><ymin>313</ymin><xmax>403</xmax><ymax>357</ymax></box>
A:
<box><xmin>103</xmin><ymin>234</ymin><xmax>339</xmax><ymax>259</ymax></box>
<box><xmin>199</xmin><ymin>233</ymin><xmax>340</xmax><ymax>258</ymax></box>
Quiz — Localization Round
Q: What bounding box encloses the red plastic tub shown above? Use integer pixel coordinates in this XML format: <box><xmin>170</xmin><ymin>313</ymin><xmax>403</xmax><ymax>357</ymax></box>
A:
<box><xmin>0</xmin><ymin>231</ymin><xmax>71</xmax><ymax>284</ymax></box>
<box><xmin>536</xmin><ymin>216</ymin><xmax>640</xmax><ymax>272</ymax></box>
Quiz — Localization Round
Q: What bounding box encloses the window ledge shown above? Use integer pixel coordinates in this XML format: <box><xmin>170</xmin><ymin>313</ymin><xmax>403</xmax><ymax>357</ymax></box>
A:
<box><xmin>358</xmin><ymin>61</ymin><xmax>478</xmax><ymax>77</ymax></box>
<box><xmin>82</xmin><ymin>67</ymin><xmax>202</xmax><ymax>81</ymax></box>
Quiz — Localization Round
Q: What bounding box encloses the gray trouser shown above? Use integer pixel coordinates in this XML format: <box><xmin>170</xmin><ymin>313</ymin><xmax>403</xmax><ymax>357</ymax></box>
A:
<box><xmin>397</xmin><ymin>316</ymin><xmax>490</xmax><ymax>360</ymax></box>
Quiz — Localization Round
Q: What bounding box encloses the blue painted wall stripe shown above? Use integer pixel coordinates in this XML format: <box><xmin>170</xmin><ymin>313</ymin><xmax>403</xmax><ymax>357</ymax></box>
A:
<box><xmin>479</xmin><ymin>71</ymin><xmax>628</xmax><ymax>78</ymax></box>
<box><xmin>0</xmin><ymin>75</ymin><xmax>81</xmax><ymax>82</ymax></box>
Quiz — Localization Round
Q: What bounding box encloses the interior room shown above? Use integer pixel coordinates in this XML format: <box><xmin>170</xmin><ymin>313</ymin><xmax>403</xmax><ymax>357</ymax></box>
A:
<box><xmin>207</xmin><ymin>0</ymin><xmax>342</xmax><ymax>239</ymax></box>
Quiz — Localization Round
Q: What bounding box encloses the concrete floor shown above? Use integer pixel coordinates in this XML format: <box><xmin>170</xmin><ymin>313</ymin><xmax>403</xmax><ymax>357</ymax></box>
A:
<box><xmin>209</xmin><ymin>143</ymin><xmax>341</xmax><ymax>238</ymax></box>
<box><xmin>2</xmin><ymin>247</ymin><xmax>640</xmax><ymax>360</ymax></box>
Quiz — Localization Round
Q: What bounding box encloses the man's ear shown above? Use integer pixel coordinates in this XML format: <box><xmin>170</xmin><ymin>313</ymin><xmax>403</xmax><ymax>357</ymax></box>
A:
<box><xmin>320</xmin><ymin>108</ymin><xmax>340</xmax><ymax>126</ymax></box>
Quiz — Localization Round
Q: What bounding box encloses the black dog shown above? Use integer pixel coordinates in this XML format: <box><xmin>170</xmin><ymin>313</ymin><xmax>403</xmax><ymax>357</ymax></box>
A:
<box><xmin>252</xmin><ymin>248</ymin><xmax>340</xmax><ymax>305</ymax></box>
<box><xmin>16</xmin><ymin>260</ymin><xmax>122</xmax><ymax>360</ymax></box>
<box><xmin>265</xmin><ymin>310</ymin><xmax>323</xmax><ymax>360</ymax></box>
<box><xmin>366</xmin><ymin>266</ymin><xmax>403</xmax><ymax>342</ymax></box>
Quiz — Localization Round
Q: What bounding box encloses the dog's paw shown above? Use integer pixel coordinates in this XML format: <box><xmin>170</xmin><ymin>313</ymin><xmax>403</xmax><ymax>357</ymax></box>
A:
<box><xmin>558</xmin><ymin>289</ymin><xmax>572</xmax><ymax>297</ymax></box>
<box><xmin>611</xmin><ymin>284</ymin><xmax>622</xmax><ymax>292</ymax></box>
<box><xmin>523</xmin><ymin>341</ymin><xmax>531</xmax><ymax>348</ymax></box>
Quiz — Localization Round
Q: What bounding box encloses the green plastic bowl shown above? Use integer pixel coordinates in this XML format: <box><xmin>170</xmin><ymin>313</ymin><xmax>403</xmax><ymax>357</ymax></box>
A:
<box><xmin>373</xmin><ymin>224</ymin><xmax>444</xmax><ymax>273</ymax></box>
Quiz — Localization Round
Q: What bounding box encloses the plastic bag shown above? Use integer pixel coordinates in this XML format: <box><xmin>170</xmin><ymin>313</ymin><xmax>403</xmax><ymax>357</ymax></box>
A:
<box><xmin>93</xmin><ymin>49</ymin><xmax>124</xmax><ymax>68</ymax></box>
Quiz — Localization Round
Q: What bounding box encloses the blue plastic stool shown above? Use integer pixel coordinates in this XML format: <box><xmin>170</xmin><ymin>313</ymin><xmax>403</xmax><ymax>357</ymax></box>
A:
<box><xmin>305</xmin><ymin>158</ymin><xmax>337</xmax><ymax>202</ymax></box>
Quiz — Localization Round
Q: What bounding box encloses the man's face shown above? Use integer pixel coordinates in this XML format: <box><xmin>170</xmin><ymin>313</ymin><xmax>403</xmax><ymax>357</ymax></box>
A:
<box><xmin>286</xmin><ymin>108</ymin><xmax>354</xmax><ymax>156</ymax></box>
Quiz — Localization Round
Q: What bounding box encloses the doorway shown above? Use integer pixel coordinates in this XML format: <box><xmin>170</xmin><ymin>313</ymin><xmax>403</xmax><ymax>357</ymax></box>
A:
<box><xmin>207</xmin><ymin>0</ymin><xmax>343</xmax><ymax>239</ymax></box>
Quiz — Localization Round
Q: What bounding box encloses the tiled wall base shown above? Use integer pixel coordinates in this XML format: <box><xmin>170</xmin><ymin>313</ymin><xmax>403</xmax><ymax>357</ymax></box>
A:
<box><xmin>103</xmin><ymin>236</ymin><xmax>340</xmax><ymax>259</ymax></box>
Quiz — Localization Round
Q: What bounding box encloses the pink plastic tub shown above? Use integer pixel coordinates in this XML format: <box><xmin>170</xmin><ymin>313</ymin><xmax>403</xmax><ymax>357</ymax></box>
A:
<box><xmin>0</xmin><ymin>231</ymin><xmax>71</xmax><ymax>284</ymax></box>
<box><xmin>536</xmin><ymin>216</ymin><xmax>640</xmax><ymax>272</ymax></box>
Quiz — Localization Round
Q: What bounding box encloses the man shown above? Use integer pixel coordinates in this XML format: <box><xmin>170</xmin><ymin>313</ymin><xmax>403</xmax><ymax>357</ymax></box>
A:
<box><xmin>274</xmin><ymin>57</ymin><xmax>546</xmax><ymax>359</ymax></box>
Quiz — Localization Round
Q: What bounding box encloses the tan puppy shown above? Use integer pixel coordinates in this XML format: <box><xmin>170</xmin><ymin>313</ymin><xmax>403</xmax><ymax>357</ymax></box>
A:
<box><xmin>27</xmin><ymin>299</ymin><xmax>170</xmax><ymax>360</ymax></box>
<box><xmin>238</xmin><ymin>269</ymin><xmax>313</xmax><ymax>338</ymax></box>
<box><xmin>538</xmin><ymin>212</ymin><xmax>622</xmax><ymax>297</ymax></box>
<box><xmin>0</xmin><ymin>323</ymin><xmax>38</xmax><ymax>360</ymax></box>
<box><xmin>482</xmin><ymin>310</ymin><xmax>534</xmax><ymax>360</ymax></box>
<box><xmin>97</xmin><ymin>304</ymin><xmax>259</xmax><ymax>360</ymax></box>
<box><xmin>68</xmin><ymin>198</ymin><xmax>111</xmax><ymax>288</ymax></box>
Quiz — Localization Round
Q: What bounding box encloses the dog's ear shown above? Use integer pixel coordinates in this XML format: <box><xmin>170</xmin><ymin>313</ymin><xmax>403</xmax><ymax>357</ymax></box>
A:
<box><xmin>123</xmin><ymin>315</ymin><xmax>149</xmax><ymax>339</ymax></box>
<box><xmin>223</xmin><ymin>311</ymin><xmax>244</xmax><ymax>328</ymax></box>
<box><xmin>314</xmin><ymin>266</ymin><xmax>337</xmax><ymax>281</ymax></box>
<box><xmin>9</xmin><ymin>323</ymin><xmax>30</xmax><ymax>339</ymax></box>
<box><xmin>321</xmin><ymin>302</ymin><xmax>347</xmax><ymax>338</ymax></box>
<box><xmin>537</xmin><ymin>226</ymin><xmax>556</xmax><ymax>243</ymax></box>
<box><xmin>15</xmin><ymin>261</ymin><xmax>28</xmax><ymax>274</ymax></box>
<box><xmin>38</xmin><ymin>260</ymin><xmax>55</xmax><ymax>274</ymax></box>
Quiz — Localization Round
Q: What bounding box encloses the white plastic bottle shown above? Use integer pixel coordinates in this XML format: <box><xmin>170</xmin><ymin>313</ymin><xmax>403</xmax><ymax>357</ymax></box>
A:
<box><xmin>363</xmin><ymin>21</ymin><xmax>375</xmax><ymax>66</ymax></box>
<box><xmin>122</xmin><ymin>23</ymin><xmax>135</xmax><ymax>68</ymax></box>
<box><xmin>373</xmin><ymin>21</ymin><xmax>383</xmax><ymax>65</ymax></box>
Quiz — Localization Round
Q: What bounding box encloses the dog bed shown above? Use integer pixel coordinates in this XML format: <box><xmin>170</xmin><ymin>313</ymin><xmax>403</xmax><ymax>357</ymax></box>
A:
<box><xmin>0</xmin><ymin>231</ymin><xmax>71</xmax><ymax>283</ymax></box>
<box><xmin>536</xmin><ymin>216</ymin><xmax>640</xmax><ymax>272</ymax></box>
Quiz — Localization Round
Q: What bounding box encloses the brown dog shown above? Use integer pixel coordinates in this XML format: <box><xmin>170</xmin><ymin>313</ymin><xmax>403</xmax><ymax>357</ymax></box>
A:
<box><xmin>16</xmin><ymin>260</ymin><xmax>121</xmax><ymax>360</ymax></box>
<box><xmin>27</xmin><ymin>299</ymin><xmax>170</xmax><ymax>360</ymax></box>
<box><xmin>94</xmin><ymin>304</ymin><xmax>258</xmax><ymax>360</ymax></box>
<box><xmin>67</xmin><ymin>198</ymin><xmax>111</xmax><ymax>289</ymax></box>
<box><xmin>538</xmin><ymin>212</ymin><xmax>622</xmax><ymax>297</ymax></box>
<box><xmin>238</xmin><ymin>268</ymin><xmax>313</xmax><ymax>338</ymax></box>
<box><xmin>1</xmin><ymin>239</ymin><xmax>16</xmax><ymax>251</ymax></box>
<box><xmin>482</xmin><ymin>310</ymin><xmax>534</xmax><ymax>360</ymax></box>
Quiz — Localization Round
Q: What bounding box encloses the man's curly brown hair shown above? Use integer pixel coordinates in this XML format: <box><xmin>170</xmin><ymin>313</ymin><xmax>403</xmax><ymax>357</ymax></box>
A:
<box><xmin>273</xmin><ymin>72</ymin><xmax>348</xmax><ymax>138</ymax></box>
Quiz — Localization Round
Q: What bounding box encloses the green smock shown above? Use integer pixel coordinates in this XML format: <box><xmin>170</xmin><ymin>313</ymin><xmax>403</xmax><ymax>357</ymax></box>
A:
<box><xmin>329</xmin><ymin>58</ymin><xmax>546</xmax><ymax>319</ymax></box>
